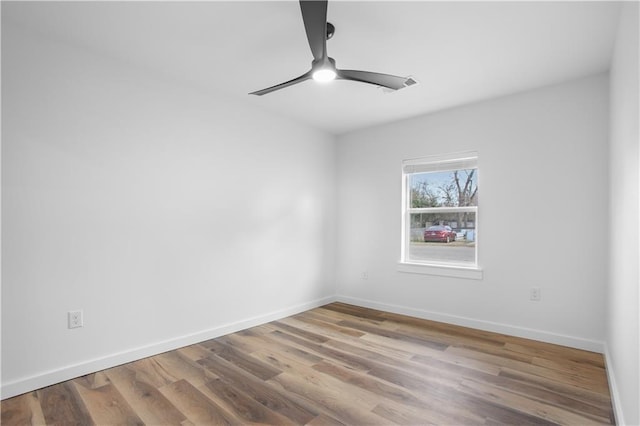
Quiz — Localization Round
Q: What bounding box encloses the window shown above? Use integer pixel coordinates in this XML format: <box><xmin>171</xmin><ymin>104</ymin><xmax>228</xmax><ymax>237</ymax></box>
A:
<box><xmin>400</xmin><ymin>152</ymin><xmax>479</xmax><ymax>275</ymax></box>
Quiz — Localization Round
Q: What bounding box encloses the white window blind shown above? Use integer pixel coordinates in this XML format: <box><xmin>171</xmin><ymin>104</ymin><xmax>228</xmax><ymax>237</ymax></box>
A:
<box><xmin>402</xmin><ymin>152</ymin><xmax>478</xmax><ymax>174</ymax></box>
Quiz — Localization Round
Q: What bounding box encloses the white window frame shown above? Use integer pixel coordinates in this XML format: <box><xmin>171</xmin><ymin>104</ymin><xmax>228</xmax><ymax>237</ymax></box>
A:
<box><xmin>399</xmin><ymin>151</ymin><xmax>482</xmax><ymax>280</ymax></box>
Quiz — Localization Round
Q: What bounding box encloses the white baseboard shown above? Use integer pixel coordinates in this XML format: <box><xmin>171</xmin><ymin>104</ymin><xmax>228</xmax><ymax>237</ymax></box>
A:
<box><xmin>335</xmin><ymin>295</ymin><xmax>605</xmax><ymax>353</ymax></box>
<box><xmin>2</xmin><ymin>294</ymin><xmax>608</xmax><ymax>401</ymax></box>
<box><xmin>1</xmin><ymin>295</ymin><xmax>336</xmax><ymax>400</ymax></box>
<box><xmin>603</xmin><ymin>344</ymin><xmax>626</xmax><ymax>426</ymax></box>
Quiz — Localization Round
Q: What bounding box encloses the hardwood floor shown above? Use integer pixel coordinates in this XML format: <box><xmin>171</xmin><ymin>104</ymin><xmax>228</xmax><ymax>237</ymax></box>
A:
<box><xmin>1</xmin><ymin>302</ymin><xmax>615</xmax><ymax>425</ymax></box>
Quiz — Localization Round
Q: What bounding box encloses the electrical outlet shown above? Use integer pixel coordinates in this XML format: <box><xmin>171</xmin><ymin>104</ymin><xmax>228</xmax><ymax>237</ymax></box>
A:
<box><xmin>530</xmin><ymin>287</ymin><xmax>541</xmax><ymax>301</ymax></box>
<box><xmin>68</xmin><ymin>310</ymin><xmax>83</xmax><ymax>329</ymax></box>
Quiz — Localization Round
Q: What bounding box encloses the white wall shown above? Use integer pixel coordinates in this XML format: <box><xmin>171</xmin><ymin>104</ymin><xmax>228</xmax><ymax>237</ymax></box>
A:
<box><xmin>607</xmin><ymin>3</ymin><xmax>639</xmax><ymax>425</ymax></box>
<box><xmin>336</xmin><ymin>74</ymin><xmax>610</xmax><ymax>351</ymax></box>
<box><xmin>1</xmin><ymin>22</ymin><xmax>337</xmax><ymax>397</ymax></box>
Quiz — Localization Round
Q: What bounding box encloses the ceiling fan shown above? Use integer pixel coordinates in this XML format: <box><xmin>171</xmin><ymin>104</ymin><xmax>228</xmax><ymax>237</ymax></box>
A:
<box><xmin>250</xmin><ymin>0</ymin><xmax>415</xmax><ymax>96</ymax></box>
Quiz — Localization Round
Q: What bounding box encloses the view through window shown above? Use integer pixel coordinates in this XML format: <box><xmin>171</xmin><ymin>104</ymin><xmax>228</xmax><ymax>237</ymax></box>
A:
<box><xmin>402</xmin><ymin>153</ymin><xmax>478</xmax><ymax>267</ymax></box>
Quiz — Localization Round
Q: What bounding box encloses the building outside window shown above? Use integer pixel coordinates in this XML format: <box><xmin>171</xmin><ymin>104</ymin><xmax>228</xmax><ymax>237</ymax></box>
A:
<box><xmin>401</xmin><ymin>152</ymin><xmax>478</xmax><ymax>269</ymax></box>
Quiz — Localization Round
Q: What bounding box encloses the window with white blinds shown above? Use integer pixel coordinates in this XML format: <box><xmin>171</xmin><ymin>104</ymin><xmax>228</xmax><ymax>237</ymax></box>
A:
<box><xmin>401</xmin><ymin>152</ymin><xmax>479</xmax><ymax>269</ymax></box>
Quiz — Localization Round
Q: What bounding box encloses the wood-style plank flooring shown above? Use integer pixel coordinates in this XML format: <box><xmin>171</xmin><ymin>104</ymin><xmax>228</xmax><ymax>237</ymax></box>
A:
<box><xmin>1</xmin><ymin>303</ymin><xmax>615</xmax><ymax>425</ymax></box>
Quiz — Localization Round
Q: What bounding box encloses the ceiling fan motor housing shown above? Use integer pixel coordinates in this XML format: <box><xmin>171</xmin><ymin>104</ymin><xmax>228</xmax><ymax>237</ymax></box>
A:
<box><xmin>326</xmin><ymin>22</ymin><xmax>335</xmax><ymax>39</ymax></box>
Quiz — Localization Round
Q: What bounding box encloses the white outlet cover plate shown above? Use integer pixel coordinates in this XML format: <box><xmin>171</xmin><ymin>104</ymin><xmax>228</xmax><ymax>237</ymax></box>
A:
<box><xmin>68</xmin><ymin>310</ymin><xmax>83</xmax><ymax>328</ymax></box>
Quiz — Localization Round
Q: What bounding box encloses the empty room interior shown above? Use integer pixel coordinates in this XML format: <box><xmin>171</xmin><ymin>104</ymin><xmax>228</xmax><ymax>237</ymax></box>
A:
<box><xmin>1</xmin><ymin>1</ymin><xmax>639</xmax><ymax>425</ymax></box>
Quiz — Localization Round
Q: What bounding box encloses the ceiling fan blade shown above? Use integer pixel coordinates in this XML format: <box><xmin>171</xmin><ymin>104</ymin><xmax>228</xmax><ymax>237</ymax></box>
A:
<box><xmin>299</xmin><ymin>0</ymin><xmax>328</xmax><ymax>61</ymax></box>
<box><xmin>337</xmin><ymin>69</ymin><xmax>410</xmax><ymax>91</ymax></box>
<box><xmin>249</xmin><ymin>72</ymin><xmax>312</xmax><ymax>96</ymax></box>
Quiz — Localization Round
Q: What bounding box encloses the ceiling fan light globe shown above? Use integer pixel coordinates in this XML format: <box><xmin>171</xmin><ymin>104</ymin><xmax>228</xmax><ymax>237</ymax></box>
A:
<box><xmin>312</xmin><ymin>68</ymin><xmax>337</xmax><ymax>83</ymax></box>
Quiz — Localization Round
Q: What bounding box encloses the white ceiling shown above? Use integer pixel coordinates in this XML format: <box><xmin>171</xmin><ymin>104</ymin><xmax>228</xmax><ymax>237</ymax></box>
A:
<box><xmin>4</xmin><ymin>1</ymin><xmax>622</xmax><ymax>135</ymax></box>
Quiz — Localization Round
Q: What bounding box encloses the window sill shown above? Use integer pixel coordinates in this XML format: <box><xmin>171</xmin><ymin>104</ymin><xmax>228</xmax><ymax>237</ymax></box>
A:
<box><xmin>397</xmin><ymin>262</ymin><xmax>483</xmax><ymax>280</ymax></box>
